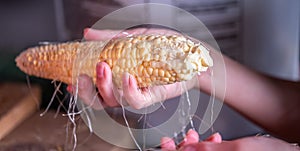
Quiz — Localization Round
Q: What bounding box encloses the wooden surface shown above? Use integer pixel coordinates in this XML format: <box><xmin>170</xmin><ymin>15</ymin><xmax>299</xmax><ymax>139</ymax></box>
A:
<box><xmin>0</xmin><ymin>110</ymin><xmax>128</xmax><ymax>151</ymax></box>
<box><xmin>0</xmin><ymin>82</ymin><xmax>41</xmax><ymax>140</ymax></box>
<box><xmin>0</xmin><ymin>83</ymin><xmax>134</xmax><ymax>150</ymax></box>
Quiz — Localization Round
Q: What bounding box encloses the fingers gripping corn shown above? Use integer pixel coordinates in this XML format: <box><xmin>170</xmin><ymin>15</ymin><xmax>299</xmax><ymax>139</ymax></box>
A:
<box><xmin>15</xmin><ymin>35</ymin><xmax>213</xmax><ymax>88</ymax></box>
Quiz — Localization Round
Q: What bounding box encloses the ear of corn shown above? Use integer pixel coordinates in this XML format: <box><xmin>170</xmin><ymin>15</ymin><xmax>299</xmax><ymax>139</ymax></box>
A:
<box><xmin>15</xmin><ymin>35</ymin><xmax>213</xmax><ymax>88</ymax></box>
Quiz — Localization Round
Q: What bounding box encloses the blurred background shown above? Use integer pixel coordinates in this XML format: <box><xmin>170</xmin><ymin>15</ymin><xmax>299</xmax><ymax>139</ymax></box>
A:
<box><xmin>0</xmin><ymin>0</ymin><xmax>299</xmax><ymax>150</ymax></box>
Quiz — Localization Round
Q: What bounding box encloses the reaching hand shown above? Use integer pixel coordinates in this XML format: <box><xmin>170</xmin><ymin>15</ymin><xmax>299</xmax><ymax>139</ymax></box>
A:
<box><xmin>160</xmin><ymin>129</ymin><xmax>222</xmax><ymax>151</ymax></box>
<box><xmin>160</xmin><ymin>130</ymin><xmax>299</xmax><ymax>151</ymax></box>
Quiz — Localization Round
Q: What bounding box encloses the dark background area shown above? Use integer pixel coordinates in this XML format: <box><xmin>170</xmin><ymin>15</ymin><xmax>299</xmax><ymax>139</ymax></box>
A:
<box><xmin>0</xmin><ymin>0</ymin><xmax>61</xmax><ymax>108</ymax></box>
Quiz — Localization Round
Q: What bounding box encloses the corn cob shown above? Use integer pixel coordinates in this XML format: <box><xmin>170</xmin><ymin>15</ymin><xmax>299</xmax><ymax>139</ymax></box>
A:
<box><xmin>15</xmin><ymin>35</ymin><xmax>213</xmax><ymax>88</ymax></box>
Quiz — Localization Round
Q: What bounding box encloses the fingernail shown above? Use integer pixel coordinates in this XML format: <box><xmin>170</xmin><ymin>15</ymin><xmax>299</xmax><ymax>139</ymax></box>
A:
<box><xmin>97</xmin><ymin>62</ymin><xmax>105</xmax><ymax>79</ymax></box>
<box><xmin>161</xmin><ymin>137</ymin><xmax>176</xmax><ymax>150</ymax></box>
<box><xmin>66</xmin><ymin>85</ymin><xmax>73</xmax><ymax>93</ymax></box>
<box><xmin>182</xmin><ymin>146</ymin><xmax>197</xmax><ymax>151</ymax></box>
<box><xmin>78</xmin><ymin>76</ymin><xmax>86</xmax><ymax>89</ymax></box>
<box><xmin>122</xmin><ymin>72</ymin><xmax>130</xmax><ymax>87</ymax></box>
<box><xmin>187</xmin><ymin>129</ymin><xmax>199</xmax><ymax>140</ymax></box>
<box><xmin>187</xmin><ymin>129</ymin><xmax>194</xmax><ymax>134</ymax></box>
<box><xmin>206</xmin><ymin>132</ymin><xmax>222</xmax><ymax>143</ymax></box>
<box><xmin>83</xmin><ymin>28</ymin><xmax>90</xmax><ymax>35</ymax></box>
<box><xmin>214</xmin><ymin>132</ymin><xmax>220</xmax><ymax>136</ymax></box>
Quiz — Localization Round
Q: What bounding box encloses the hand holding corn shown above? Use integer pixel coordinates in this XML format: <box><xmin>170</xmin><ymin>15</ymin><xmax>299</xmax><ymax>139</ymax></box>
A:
<box><xmin>16</xmin><ymin>28</ymin><xmax>213</xmax><ymax>109</ymax></box>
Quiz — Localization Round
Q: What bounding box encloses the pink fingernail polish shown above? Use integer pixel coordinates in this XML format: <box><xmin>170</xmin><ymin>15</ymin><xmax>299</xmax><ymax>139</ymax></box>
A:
<box><xmin>123</xmin><ymin>73</ymin><xmax>130</xmax><ymax>87</ymax></box>
<box><xmin>83</xmin><ymin>28</ymin><xmax>89</xmax><ymax>35</ymax></box>
<box><xmin>66</xmin><ymin>85</ymin><xmax>73</xmax><ymax>93</ymax></box>
<box><xmin>206</xmin><ymin>132</ymin><xmax>222</xmax><ymax>143</ymax></box>
<box><xmin>97</xmin><ymin>63</ymin><xmax>104</xmax><ymax>78</ymax></box>
<box><xmin>128</xmin><ymin>74</ymin><xmax>133</xmax><ymax>86</ymax></box>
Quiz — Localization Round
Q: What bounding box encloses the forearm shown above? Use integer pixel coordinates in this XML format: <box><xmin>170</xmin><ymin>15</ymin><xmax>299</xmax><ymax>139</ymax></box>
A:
<box><xmin>198</xmin><ymin>54</ymin><xmax>300</xmax><ymax>142</ymax></box>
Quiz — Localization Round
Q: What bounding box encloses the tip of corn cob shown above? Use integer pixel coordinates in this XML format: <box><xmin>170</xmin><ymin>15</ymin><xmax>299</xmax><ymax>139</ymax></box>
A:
<box><xmin>15</xmin><ymin>42</ymin><xmax>82</xmax><ymax>84</ymax></box>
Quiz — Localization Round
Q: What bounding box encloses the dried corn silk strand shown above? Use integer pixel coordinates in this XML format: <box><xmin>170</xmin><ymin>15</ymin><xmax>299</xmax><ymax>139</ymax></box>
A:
<box><xmin>209</xmin><ymin>69</ymin><xmax>216</xmax><ymax>133</ymax></box>
<box><xmin>118</xmin><ymin>92</ymin><xmax>142</xmax><ymax>150</ymax></box>
<box><xmin>182</xmin><ymin>82</ymin><xmax>195</xmax><ymax>130</ymax></box>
